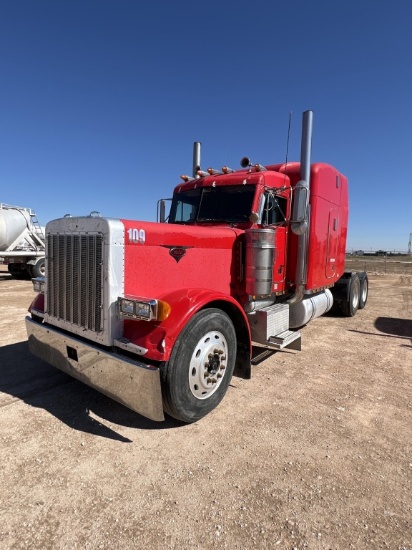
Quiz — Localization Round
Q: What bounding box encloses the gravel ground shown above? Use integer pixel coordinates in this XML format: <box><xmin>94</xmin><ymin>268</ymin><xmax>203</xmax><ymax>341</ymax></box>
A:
<box><xmin>0</xmin><ymin>266</ymin><xmax>411</xmax><ymax>549</ymax></box>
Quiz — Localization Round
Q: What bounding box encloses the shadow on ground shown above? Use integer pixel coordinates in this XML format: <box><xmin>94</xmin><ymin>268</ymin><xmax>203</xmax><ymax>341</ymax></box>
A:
<box><xmin>0</xmin><ymin>341</ymin><xmax>181</xmax><ymax>441</ymax></box>
<box><xmin>374</xmin><ymin>317</ymin><xmax>412</xmax><ymax>339</ymax></box>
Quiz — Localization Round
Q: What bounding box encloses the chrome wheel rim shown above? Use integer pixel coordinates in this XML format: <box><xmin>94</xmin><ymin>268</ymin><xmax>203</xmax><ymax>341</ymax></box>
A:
<box><xmin>188</xmin><ymin>331</ymin><xmax>228</xmax><ymax>400</ymax></box>
<box><xmin>352</xmin><ymin>283</ymin><xmax>360</xmax><ymax>309</ymax></box>
<box><xmin>361</xmin><ymin>280</ymin><xmax>368</xmax><ymax>303</ymax></box>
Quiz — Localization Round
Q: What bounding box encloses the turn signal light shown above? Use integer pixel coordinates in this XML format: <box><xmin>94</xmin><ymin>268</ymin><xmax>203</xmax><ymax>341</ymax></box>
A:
<box><xmin>157</xmin><ymin>300</ymin><xmax>172</xmax><ymax>321</ymax></box>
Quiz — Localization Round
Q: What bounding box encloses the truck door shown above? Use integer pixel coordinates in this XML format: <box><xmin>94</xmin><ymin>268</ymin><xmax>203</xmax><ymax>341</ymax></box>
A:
<box><xmin>261</xmin><ymin>192</ymin><xmax>287</xmax><ymax>292</ymax></box>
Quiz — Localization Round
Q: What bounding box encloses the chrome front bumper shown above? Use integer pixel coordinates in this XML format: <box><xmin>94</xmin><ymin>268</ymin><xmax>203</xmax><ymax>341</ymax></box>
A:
<box><xmin>25</xmin><ymin>316</ymin><xmax>164</xmax><ymax>421</ymax></box>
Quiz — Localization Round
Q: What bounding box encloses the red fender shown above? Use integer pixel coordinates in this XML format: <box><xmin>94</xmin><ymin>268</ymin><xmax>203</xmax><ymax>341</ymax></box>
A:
<box><xmin>123</xmin><ymin>288</ymin><xmax>251</xmax><ymax>363</ymax></box>
<box><xmin>28</xmin><ymin>293</ymin><xmax>44</xmax><ymax>316</ymax></box>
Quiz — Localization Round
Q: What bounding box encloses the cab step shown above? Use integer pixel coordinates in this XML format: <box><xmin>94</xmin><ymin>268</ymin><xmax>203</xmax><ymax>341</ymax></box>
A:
<box><xmin>268</xmin><ymin>330</ymin><xmax>301</xmax><ymax>351</ymax></box>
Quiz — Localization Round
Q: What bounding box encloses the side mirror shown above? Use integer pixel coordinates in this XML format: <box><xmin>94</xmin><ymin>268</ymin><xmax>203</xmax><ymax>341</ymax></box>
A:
<box><xmin>291</xmin><ymin>181</ymin><xmax>308</xmax><ymax>235</ymax></box>
<box><xmin>158</xmin><ymin>200</ymin><xmax>166</xmax><ymax>223</ymax></box>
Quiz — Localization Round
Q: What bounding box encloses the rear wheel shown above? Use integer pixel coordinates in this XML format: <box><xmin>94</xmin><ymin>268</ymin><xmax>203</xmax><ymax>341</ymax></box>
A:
<box><xmin>359</xmin><ymin>273</ymin><xmax>368</xmax><ymax>309</ymax></box>
<box><xmin>8</xmin><ymin>264</ymin><xmax>29</xmax><ymax>279</ymax></box>
<box><xmin>339</xmin><ymin>274</ymin><xmax>360</xmax><ymax>317</ymax></box>
<box><xmin>161</xmin><ymin>308</ymin><xmax>236</xmax><ymax>423</ymax></box>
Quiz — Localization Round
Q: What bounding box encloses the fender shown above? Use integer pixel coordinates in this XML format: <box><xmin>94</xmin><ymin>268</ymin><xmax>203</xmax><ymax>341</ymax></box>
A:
<box><xmin>123</xmin><ymin>288</ymin><xmax>251</xmax><ymax>374</ymax></box>
<box><xmin>28</xmin><ymin>292</ymin><xmax>44</xmax><ymax>317</ymax></box>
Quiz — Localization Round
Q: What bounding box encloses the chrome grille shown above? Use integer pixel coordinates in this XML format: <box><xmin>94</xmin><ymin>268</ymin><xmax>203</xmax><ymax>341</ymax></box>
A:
<box><xmin>47</xmin><ymin>234</ymin><xmax>103</xmax><ymax>332</ymax></box>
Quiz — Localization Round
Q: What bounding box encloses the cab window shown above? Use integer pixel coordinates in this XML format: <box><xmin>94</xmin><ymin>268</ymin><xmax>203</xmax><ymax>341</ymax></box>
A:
<box><xmin>261</xmin><ymin>193</ymin><xmax>287</xmax><ymax>225</ymax></box>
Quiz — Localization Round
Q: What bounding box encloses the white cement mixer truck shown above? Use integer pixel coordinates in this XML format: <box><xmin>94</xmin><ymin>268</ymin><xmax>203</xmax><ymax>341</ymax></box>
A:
<box><xmin>0</xmin><ymin>203</ymin><xmax>45</xmax><ymax>278</ymax></box>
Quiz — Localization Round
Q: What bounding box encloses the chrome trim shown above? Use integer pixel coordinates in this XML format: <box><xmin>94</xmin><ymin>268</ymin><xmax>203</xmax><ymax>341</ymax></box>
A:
<box><xmin>44</xmin><ymin>217</ymin><xmax>124</xmax><ymax>347</ymax></box>
<box><xmin>32</xmin><ymin>276</ymin><xmax>45</xmax><ymax>292</ymax></box>
<box><xmin>31</xmin><ymin>309</ymin><xmax>44</xmax><ymax>318</ymax></box>
<box><xmin>114</xmin><ymin>337</ymin><xmax>148</xmax><ymax>356</ymax></box>
<box><xmin>117</xmin><ymin>296</ymin><xmax>158</xmax><ymax>321</ymax></box>
<box><xmin>26</xmin><ymin>317</ymin><xmax>164</xmax><ymax>422</ymax></box>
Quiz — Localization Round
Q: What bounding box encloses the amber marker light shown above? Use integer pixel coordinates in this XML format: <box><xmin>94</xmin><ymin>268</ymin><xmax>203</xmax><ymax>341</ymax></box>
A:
<box><xmin>157</xmin><ymin>300</ymin><xmax>171</xmax><ymax>321</ymax></box>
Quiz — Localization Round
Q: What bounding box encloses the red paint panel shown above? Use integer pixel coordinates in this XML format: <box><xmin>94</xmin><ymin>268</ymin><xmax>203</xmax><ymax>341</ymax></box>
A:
<box><xmin>29</xmin><ymin>292</ymin><xmax>44</xmax><ymax>314</ymax></box>
<box><xmin>121</xmin><ymin>220</ymin><xmax>240</xmax><ymax>299</ymax></box>
<box><xmin>273</xmin><ymin>227</ymin><xmax>287</xmax><ymax>292</ymax></box>
<box><xmin>123</xmin><ymin>288</ymin><xmax>250</xmax><ymax>361</ymax></box>
<box><xmin>284</xmin><ymin>163</ymin><xmax>348</xmax><ymax>290</ymax></box>
<box><xmin>306</xmin><ymin>166</ymin><xmax>348</xmax><ymax>289</ymax></box>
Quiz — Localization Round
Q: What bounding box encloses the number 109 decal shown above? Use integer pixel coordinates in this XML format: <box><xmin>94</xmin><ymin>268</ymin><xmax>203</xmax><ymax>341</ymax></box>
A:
<box><xmin>127</xmin><ymin>228</ymin><xmax>146</xmax><ymax>244</ymax></box>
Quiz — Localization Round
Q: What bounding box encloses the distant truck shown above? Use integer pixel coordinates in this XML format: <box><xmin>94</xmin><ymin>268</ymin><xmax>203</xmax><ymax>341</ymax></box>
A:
<box><xmin>26</xmin><ymin>111</ymin><xmax>368</xmax><ymax>423</ymax></box>
<box><xmin>0</xmin><ymin>204</ymin><xmax>45</xmax><ymax>278</ymax></box>
<box><xmin>353</xmin><ymin>250</ymin><xmax>364</xmax><ymax>256</ymax></box>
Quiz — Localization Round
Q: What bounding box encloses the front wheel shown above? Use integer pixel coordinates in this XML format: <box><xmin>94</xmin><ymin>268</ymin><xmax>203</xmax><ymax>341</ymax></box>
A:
<box><xmin>161</xmin><ymin>308</ymin><xmax>236</xmax><ymax>423</ymax></box>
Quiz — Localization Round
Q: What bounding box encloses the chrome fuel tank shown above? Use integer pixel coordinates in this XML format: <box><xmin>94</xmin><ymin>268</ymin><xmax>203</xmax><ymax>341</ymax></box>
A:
<box><xmin>289</xmin><ymin>289</ymin><xmax>333</xmax><ymax>328</ymax></box>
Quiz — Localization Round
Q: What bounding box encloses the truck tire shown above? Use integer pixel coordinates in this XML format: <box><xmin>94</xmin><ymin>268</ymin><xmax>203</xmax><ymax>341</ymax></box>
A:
<box><xmin>359</xmin><ymin>273</ymin><xmax>368</xmax><ymax>309</ymax></box>
<box><xmin>8</xmin><ymin>263</ymin><xmax>29</xmax><ymax>279</ymax></box>
<box><xmin>32</xmin><ymin>258</ymin><xmax>46</xmax><ymax>278</ymax></box>
<box><xmin>339</xmin><ymin>273</ymin><xmax>360</xmax><ymax>317</ymax></box>
<box><xmin>161</xmin><ymin>308</ymin><xmax>236</xmax><ymax>423</ymax></box>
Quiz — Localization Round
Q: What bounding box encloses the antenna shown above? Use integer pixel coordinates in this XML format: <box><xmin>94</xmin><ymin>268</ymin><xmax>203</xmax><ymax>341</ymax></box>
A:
<box><xmin>282</xmin><ymin>111</ymin><xmax>292</xmax><ymax>187</ymax></box>
<box><xmin>285</xmin><ymin>111</ymin><xmax>292</xmax><ymax>166</ymax></box>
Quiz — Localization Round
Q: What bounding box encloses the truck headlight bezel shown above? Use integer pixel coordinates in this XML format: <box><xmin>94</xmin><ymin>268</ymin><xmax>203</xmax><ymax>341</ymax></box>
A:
<box><xmin>117</xmin><ymin>296</ymin><xmax>171</xmax><ymax>322</ymax></box>
<box><xmin>32</xmin><ymin>277</ymin><xmax>45</xmax><ymax>293</ymax></box>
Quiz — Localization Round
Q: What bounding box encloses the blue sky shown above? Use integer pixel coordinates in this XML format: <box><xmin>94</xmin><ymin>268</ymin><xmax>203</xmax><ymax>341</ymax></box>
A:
<box><xmin>1</xmin><ymin>0</ymin><xmax>411</xmax><ymax>251</ymax></box>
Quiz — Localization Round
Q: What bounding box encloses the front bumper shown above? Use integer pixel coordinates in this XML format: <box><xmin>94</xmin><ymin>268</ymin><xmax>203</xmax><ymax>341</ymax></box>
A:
<box><xmin>25</xmin><ymin>316</ymin><xmax>164</xmax><ymax>421</ymax></box>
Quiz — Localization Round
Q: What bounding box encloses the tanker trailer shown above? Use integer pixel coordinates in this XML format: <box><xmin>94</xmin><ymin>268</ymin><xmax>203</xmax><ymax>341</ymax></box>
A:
<box><xmin>0</xmin><ymin>204</ymin><xmax>45</xmax><ymax>278</ymax></box>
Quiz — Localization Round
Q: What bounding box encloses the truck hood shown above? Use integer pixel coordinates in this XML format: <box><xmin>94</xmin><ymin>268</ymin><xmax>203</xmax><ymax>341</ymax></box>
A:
<box><xmin>121</xmin><ymin>220</ymin><xmax>241</xmax><ymax>298</ymax></box>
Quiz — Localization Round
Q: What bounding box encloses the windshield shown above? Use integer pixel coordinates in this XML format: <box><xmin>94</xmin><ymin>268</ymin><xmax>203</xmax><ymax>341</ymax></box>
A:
<box><xmin>169</xmin><ymin>185</ymin><xmax>256</xmax><ymax>224</ymax></box>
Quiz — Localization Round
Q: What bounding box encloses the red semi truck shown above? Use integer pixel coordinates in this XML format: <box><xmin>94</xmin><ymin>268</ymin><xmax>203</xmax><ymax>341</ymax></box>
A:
<box><xmin>26</xmin><ymin>111</ymin><xmax>368</xmax><ymax>423</ymax></box>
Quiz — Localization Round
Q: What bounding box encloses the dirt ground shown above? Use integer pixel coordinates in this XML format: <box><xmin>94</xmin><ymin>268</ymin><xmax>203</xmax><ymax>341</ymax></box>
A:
<box><xmin>0</xmin><ymin>263</ymin><xmax>411</xmax><ymax>550</ymax></box>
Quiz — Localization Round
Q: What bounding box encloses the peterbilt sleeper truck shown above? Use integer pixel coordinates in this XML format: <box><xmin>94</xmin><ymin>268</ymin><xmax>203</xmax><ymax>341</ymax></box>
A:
<box><xmin>26</xmin><ymin>111</ymin><xmax>368</xmax><ymax>423</ymax></box>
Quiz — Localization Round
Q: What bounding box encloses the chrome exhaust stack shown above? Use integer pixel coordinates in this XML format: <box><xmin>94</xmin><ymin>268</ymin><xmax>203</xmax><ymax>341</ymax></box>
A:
<box><xmin>289</xmin><ymin>110</ymin><xmax>314</xmax><ymax>304</ymax></box>
<box><xmin>193</xmin><ymin>142</ymin><xmax>201</xmax><ymax>178</ymax></box>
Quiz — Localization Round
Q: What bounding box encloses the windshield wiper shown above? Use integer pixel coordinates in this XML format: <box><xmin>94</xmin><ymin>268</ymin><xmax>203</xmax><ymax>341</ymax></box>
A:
<box><xmin>197</xmin><ymin>218</ymin><xmax>234</xmax><ymax>223</ymax></box>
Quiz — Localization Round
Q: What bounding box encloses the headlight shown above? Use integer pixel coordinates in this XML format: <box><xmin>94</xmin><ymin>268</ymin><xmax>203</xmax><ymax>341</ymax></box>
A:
<box><xmin>32</xmin><ymin>277</ymin><xmax>45</xmax><ymax>293</ymax></box>
<box><xmin>135</xmin><ymin>302</ymin><xmax>151</xmax><ymax>318</ymax></box>
<box><xmin>118</xmin><ymin>296</ymin><xmax>170</xmax><ymax>321</ymax></box>
<box><xmin>120</xmin><ymin>299</ymin><xmax>135</xmax><ymax>315</ymax></box>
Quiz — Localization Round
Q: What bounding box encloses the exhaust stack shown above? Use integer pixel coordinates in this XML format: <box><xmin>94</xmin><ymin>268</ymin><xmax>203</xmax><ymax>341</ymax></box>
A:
<box><xmin>193</xmin><ymin>142</ymin><xmax>201</xmax><ymax>178</ymax></box>
<box><xmin>289</xmin><ymin>110</ymin><xmax>314</xmax><ymax>304</ymax></box>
